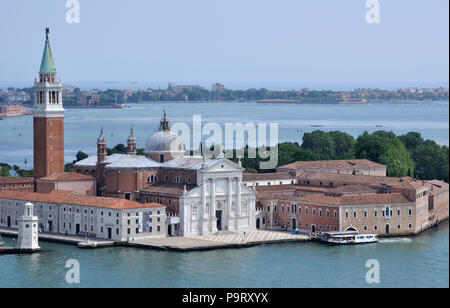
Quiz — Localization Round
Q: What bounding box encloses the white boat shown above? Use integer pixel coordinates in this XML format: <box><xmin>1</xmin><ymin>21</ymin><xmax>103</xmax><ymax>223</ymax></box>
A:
<box><xmin>320</xmin><ymin>231</ymin><xmax>378</xmax><ymax>245</ymax></box>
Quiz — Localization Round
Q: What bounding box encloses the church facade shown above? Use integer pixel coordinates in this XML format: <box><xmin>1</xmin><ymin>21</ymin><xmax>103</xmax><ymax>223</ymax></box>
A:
<box><xmin>75</xmin><ymin>115</ymin><xmax>257</xmax><ymax>236</ymax></box>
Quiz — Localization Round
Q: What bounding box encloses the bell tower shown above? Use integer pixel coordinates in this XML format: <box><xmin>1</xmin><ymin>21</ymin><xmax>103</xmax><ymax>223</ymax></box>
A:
<box><xmin>97</xmin><ymin>127</ymin><xmax>107</xmax><ymax>162</ymax></box>
<box><xmin>33</xmin><ymin>28</ymin><xmax>65</xmax><ymax>180</ymax></box>
<box><xmin>127</xmin><ymin>127</ymin><xmax>137</xmax><ymax>155</ymax></box>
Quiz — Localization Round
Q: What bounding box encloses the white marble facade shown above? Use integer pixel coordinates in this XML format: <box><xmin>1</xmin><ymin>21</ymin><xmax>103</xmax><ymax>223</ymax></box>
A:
<box><xmin>180</xmin><ymin>159</ymin><xmax>256</xmax><ymax>236</ymax></box>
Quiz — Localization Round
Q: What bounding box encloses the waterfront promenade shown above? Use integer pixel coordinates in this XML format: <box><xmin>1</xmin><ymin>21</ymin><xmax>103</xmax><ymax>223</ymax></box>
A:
<box><xmin>0</xmin><ymin>228</ymin><xmax>310</xmax><ymax>252</ymax></box>
<box><xmin>128</xmin><ymin>230</ymin><xmax>310</xmax><ymax>251</ymax></box>
<box><xmin>0</xmin><ymin>228</ymin><xmax>115</xmax><ymax>247</ymax></box>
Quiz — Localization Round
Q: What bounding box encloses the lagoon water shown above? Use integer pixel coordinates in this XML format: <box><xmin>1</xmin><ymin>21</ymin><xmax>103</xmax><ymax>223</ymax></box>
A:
<box><xmin>0</xmin><ymin>101</ymin><xmax>448</xmax><ymax>169</ymax></box>
<box><xmin>0</xmin><ymin>222</ymin><xmax>448</xmax><ymax>288</ymax></box>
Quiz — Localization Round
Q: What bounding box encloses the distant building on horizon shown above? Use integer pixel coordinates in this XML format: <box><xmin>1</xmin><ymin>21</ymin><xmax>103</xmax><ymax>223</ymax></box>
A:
<box><xmin>211</xmin><ymin>83</ymin><xmax>226</xmax><ymax>92</ymax></box>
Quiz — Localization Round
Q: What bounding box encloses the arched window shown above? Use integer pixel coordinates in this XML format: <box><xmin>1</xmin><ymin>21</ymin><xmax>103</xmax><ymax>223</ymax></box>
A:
<box><xmin>147</xmin><ymin>175</ymin><xmax>158</xmax><ymax>183</ymax></box>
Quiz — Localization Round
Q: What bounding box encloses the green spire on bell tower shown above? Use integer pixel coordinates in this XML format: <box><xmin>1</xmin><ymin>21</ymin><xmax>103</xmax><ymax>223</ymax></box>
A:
<box><xmin>39</xmin><ymin>28</ymin><xmax>57</xmax><ymax>74</ymax></box>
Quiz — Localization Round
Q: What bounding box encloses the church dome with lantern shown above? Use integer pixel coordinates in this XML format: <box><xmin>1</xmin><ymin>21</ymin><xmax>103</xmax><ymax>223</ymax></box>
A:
<box><xmin>145</xmin><ymin>113</ymin><xmax>185</xmax><ymax>161</ymax></box>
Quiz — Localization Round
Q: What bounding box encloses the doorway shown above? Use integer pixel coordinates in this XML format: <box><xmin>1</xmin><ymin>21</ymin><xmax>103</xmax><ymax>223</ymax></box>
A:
<box><xmin>7</xmin><ymin>216</ymin><xmax>11</xmax><ymax>228</ymax></box>
<box><xmin>311</xmin><ymin>225</ymin><xmax>316</xmax><ymax>233</ymax></box>
<box><xmin>386</xmin><ymin>224</ymin><xmax>390</xmax><ymax>235</ymax></box>
<box><xmin>256</xmin><ymin>218</ymin><xmax>261</xmax><ymax>229</ymax></box>
<box><xmin>48</xmin><ymin>221</ymin><xmax>53</xmax><ymax>232</ymax></box>
<box><xmin>292</xmin><ymin>218</ymin><xmax>297</xmax><ymax>230</ymax></box>
<box><xmin>168</xmin><ymin>224</ymin><xmax>172</xmax><ymax>236</ymax></box>
<box><xmin>76</xmin><ymin>224</ymin><xmax>80</xmax><ymax>235</ymax></box>
<box><xmin>107</xmin><ymin>228</ymin><xmax>112</xmax><ymax>239</ymax></box>
<box><xmin>216</xmin><ymin>210</ymin><xmax>222</xmax><ymax>230</ymax></box>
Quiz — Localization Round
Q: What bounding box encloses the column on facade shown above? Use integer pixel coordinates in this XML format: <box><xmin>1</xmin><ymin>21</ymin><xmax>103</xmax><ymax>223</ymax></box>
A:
<box><xmin>235</xmin><ymin>176</ymin><xmax>242</xmax><ymax>231</ymax></box>
<box><xmin>210</xmin><ymin>178</ymin><xmax>216</xmax><ymax>232</ymax></box>
<box><xmin>227</xmin><ymin>177</ymin><xmax>233</xmax><ymax>230</ymax></box>
<box><xmin>199</xmin><ymin>177</ymin><xmax>206</xmax><ymax>235</ymax></box>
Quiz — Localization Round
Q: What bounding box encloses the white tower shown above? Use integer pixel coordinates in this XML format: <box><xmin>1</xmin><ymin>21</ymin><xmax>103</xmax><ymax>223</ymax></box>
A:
<box><xmin>18</xmin><ymin>202</ymin><xmax>40</xmax><ymax>250</ymax></box>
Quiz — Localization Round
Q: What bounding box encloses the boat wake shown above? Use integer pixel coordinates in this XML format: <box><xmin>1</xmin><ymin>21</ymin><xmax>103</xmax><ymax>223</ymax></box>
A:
<box><xmin>379</xmin><ymin>238</ymin><xmax>413</xmax><ymax>244</ymax></box>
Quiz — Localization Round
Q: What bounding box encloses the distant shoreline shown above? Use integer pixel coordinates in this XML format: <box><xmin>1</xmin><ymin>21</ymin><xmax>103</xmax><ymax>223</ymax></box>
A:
<box><xmin>125</xmin><ymin>99</ymin><xmax>449</xmax><ymax>105</ymax></box>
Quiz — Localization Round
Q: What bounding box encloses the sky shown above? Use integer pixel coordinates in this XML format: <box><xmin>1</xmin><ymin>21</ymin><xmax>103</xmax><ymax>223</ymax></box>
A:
<box><xmin>0</xmin><ymin>0</ymin><xmax>448</xmax><ymax>89</ymax></box>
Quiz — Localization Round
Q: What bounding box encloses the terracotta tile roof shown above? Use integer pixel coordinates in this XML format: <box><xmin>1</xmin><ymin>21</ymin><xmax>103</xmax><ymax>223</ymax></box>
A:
<box><xmin>255</xmin><ymin>184</ymin><xmax>298</xmax><ymax>192</ymax></box>
<box><xmin>0</xmin><ymin>190</ymin><xmax>72</xmax><ymax>203</ymax></box>
<box><xmin>327</xmin><ymin>184</ymin><xmax>379</xmax><ymax>194</ymax></box>
<box><xmin>261</xmin><ymin>192</ymin><xmax>413</xmax><ymax>206</ymax></box>
<box><xmin>278</xmin><ymin>159</ymin><xmax>385</xmax><ymax>170</ymax></box>
<box><xmin>0</xmin><ymin>177</ymin><xmax>34</xmax><ymax>184</ymax></box>
<box><xmin>426</xmin><ymin>180</ymin><xmax>449</xmax><ymax>195</ymax></box>
<box><xmin>0</xmin><ymin>190</ymin><xmax>164</xmax><ymax>210</ymax></box>
<box><xmin>141</xmin><ymin>183</ymin><xmax>196</xmax><ymax>196</ymax></box>
<box><xmin>37</xmin><ymin>172</ymin><xmax>94</xmax><ymax>181</ymax></box>
<box><xmin>62</xmin><ymin>194</ymin><xmax>163</xmax><ymax>210</ymax></box>
<box><xmin>243</xmin><ymin>172</ymin><xmax>296</xmax><ymax>181</ymax></box>
<box><xmin>296</xmin><ymin>172</ymin><xmax>425</xmax><ymax>190</ymax></box>
<box><xmin>294</xmin><ymin>185</ymin><xmax>331</xmax><ymax>193</ymax></box>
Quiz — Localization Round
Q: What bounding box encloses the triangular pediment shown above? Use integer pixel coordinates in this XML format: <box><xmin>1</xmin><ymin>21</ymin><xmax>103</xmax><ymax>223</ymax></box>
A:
<box><xmin>202</xmin><ymin>158</ymin><xmax>244</xmax><ymax>173</ymax></box>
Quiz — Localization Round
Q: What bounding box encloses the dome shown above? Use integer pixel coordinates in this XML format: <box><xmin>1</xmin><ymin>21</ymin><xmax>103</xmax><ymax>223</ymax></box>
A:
<box><xmin>144</xmin><ymin>113</ymin><xmax>185</xmax><ymax>155</ymax></box>
<box><xmin>145</xmin><ymin>130</ymin><xmax>185</xmax><ymax>154</ymax></box>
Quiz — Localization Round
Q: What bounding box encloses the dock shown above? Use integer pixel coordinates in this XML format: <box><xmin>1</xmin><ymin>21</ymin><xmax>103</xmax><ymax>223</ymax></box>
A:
<box><xmin>0</xmin><ymin>228</ymin><xmax>115</xmax><ymax>249</ymax></box>
<box><xmin>127</xmin><ymin>230</ymin><xmax>310</xmax><ymax>252</ymax></box>
<box><xmin>1</xmin><ymin>228</ymin><xmax>310</xmax><ymax>252</ymax></box>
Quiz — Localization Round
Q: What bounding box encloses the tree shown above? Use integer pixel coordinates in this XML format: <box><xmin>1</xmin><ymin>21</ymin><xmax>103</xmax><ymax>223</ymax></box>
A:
<box><xmin>0</xmin><ymin>163</ymin><xmax>12</xmax><ymax>176</ymax></box>
<box><xmin>13</xmin><ymin>165</ymin><xmax>20</xmax><ymax>176</ymax></box>
<box><xmin>355</xmin><ymin>131</ymin><xmax>414</xmax><ymax>177</ymax></box>
<box><xmin>399</xmin><ymin>132</ymin><xmax>424</xmax><ymax>152</ymax></box>
<box><xmin>415</xmin><ymin>141</ymin><xmax>449</xmax><ymax>182</ymax></box>
<box><xmin>329</xmin><ymin>131</ymin><xmax>355</xmax><ymax>159</ymax></box>
<box><xmin>74</xmin><ymin>151</ymin><xmax>88</xmax><ymax>163</ymax></box>
<box><xmin>65</xmin><ymin>163</ymin><xmax>75</xmax><ymax>173</ymax></box>
<box><xmin>302</xmin><ymin>131</ymin><xmax>335</xmax><ymax>160</ymax></box>
<box><xmin>107</xmin><ymin>144</ymin><xmax>127</xmax><ymax>155</ymax></box>
<box><xmin>399</xmin><ymin>132</ymin><xmax>424</xmax><ymax>161</ymax></box>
